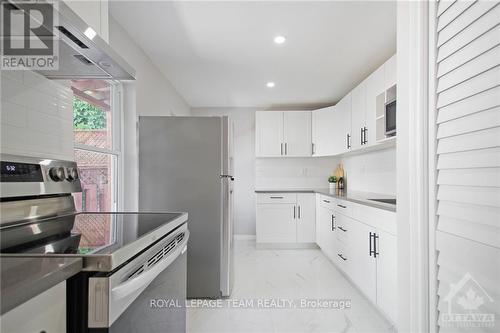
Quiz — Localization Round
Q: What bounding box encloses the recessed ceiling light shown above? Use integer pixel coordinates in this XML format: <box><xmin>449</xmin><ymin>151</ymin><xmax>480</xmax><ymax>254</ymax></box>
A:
<box><xmin>274</xmin><ymin>36</ymin><xmax>286</xmax><ymax>44</ymax></box>
<box><xmin>266</xmin><ymin>82</ymin><xmax>275</xmax><ymax>88</ymax></box>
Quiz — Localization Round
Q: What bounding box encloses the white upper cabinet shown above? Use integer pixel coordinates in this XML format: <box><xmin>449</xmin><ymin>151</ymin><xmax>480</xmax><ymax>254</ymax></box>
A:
<box><xmin>335</xmin><ymin>93</ymin><xmax>352</xmax><ymax>153</ymax></box>
<box><xmin>312</xmin><ymin>106</ymin><xmax>335</xmax><ymax>156</ymax></box>
<box><xmin>256</xmin><ymin>111</ymin><xmax>312</xmax><ymax>157</ymax></box>
<box><xmin>65</xmin><ymin>0</ymin><xmax>109</xmax><ymax>42</ymax></box>
<box><xmin>350</xmin><ymin>83</ymin><xmax>367</xmax><ymax>150</ymax></box>
<box><xmin>365</xmin><ymin>66</ymin><xmax>385</xmax><ymax>146</ymax></box>
<box><xmin>384</xmin><ymin>54</ymin><xmax>397</xmax><ymax>89</ymax></box>
<box><xmin>284</xmin><ymin>112</ymin><xmax>312</xmax><ymax>157</ymax></box>
<box><xmin>255</xmin><ymin>111</ymin><xmax>284</xmax><ymax>157</ymax></box>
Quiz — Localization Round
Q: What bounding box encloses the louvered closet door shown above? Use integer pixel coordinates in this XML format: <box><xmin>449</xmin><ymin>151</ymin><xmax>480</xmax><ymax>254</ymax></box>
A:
<box><xmin>433</xmin><ymin>1</ymin><xmax>500</xmax><ymax>332</ymax></box>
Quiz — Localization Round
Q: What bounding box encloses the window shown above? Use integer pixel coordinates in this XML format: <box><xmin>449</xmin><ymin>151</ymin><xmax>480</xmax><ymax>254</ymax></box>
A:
<box><xmin>71</xmin><ymin>80</ymin><xmax>121</xmax><ymax>212</ymax></box>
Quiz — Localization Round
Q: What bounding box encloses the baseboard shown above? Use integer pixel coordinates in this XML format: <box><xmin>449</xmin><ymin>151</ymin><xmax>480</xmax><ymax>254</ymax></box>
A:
<box><xmin>256</xmin><ymin>242</ymin><xmax>318</xmax><ymax>249</ymax></box>
<box><xmin>234</xmin><ymin>234</ymin><xmax>256</xmax><ymax>240</ymax></box>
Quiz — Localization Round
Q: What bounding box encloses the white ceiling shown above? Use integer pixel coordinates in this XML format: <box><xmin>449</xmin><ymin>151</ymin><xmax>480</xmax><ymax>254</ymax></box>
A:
<box><xmin>110</xmin><ymin>1</ymin><xmax>396</xmax><ymax>108</ymax></box>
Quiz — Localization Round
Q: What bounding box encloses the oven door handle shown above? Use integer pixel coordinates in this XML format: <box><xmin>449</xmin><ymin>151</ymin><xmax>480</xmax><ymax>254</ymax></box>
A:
<box><xmin>111</xmin><ymin>230</ymin><xmax>189</xmax><ymax>300</ymax></box>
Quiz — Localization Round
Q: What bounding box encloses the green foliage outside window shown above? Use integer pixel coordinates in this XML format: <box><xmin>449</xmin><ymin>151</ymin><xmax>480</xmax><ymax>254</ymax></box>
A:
<box><xmin>73</xmin><ymin>97</ymin><xmax>106</xmax><ymax>129</ymax></box>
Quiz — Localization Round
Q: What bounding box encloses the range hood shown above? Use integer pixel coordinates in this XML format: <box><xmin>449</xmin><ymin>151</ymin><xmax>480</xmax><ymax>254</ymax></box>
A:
<box><xmin>3</xmin><ymin>0</ymin><xmax>135</xmax><ymax>80</ymax></box>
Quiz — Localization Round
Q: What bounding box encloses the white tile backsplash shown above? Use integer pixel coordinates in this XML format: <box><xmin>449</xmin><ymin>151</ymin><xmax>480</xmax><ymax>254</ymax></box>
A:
<box><xmin>0</xmin><ymin>71</ymin><xmax>74</xmax><ymax>160</ymax></box>
<box><xmin>255</xmin><ymin>156</ymin><xmax>340</xmax><ymax>189</ymax></box>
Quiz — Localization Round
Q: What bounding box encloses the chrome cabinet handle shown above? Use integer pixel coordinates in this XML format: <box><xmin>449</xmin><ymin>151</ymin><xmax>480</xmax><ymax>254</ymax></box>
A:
<box><xmin>323</xmin><ymin>199</ymin><xmax>330</xmax><ymax>203</ymax></box>
<box><xmin>294</xmin><ymin>206</ymin><xmax>296</xmax><ymax>219</ymax></box>
<box><xmin>363</xmin><ymin>127</ymin><xmax>368</xmax><ymax>144</ymax></box>
<box><xmin>331</xmin><ymin>215</ymin><xmax>336</xmax><ymax>231</ymax></box>
<box><xmin>361</xmin><ymin>128</ymin><xmax>364</xmax><ymax>145</ymax></box>
<box><xmin>347</xmin><ymin>134</ymin><xmax>351</xmax><ymax>149</ymax></box>
<box><xmin>338</xmin><ymin>226</ymin><xmax>347</xmax><ymax>232</ymax></box>
<box><xmin>280</xmin><ymin>143</ymin><xmax>283</xmax><ymax>155</ymax></box>
<box><xmin>285</xmin><ymin>143</ymin><xmax>288</xmax><ymax>155</ymax></box>
<box><xmin>337</xmin><ymin>204</ymin><xmax>347</xmax><ymax>209</ymax></box>
<box><xmin>338</xmin><ymin>254</ymin><xmax>347</xmax><ymax>261</ymax></box>
<box><xmin>270</xmin><ymin>196</ymin><xmax>283</xmax><ymax>199</ymax></box>
<box><xmin>298</xmin><ymin>205</ymin><xmax>301</xmax><ymax>219</ymax></box>
<box><xmin>312</xmin><ymin>143</ymin><xmax>315</xmax><ymax>155</ymax></box>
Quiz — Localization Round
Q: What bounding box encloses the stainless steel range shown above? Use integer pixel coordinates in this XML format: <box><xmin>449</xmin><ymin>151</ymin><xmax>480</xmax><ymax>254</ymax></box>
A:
<box><xmin>0</xmin><ymin>154</ymin><xmax>189</xmax><ymax>333</ymax></box>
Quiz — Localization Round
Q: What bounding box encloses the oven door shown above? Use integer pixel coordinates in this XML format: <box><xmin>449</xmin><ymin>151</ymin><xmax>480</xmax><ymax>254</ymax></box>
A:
<box><xmin>88</xmin><ymin>227</ymin><xmax>189</xmax><ymax>333</ymax></box>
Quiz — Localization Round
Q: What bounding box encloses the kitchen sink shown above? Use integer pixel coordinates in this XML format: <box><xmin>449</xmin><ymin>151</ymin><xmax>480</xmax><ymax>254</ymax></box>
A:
<box><xmin>368</xmin><ymin>198</ymin><xmax>396</xmax><ymax>205</ymax></box>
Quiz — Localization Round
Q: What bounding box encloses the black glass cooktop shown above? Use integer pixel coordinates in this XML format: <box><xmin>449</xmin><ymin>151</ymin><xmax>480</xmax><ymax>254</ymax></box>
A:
<box><xmin>2</xmin><ymin>212</ymin><xmax>184</xmax><ymax>255</ymax></box>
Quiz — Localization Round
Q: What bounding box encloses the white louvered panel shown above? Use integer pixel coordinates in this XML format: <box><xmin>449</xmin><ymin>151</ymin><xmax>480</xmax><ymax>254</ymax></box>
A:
<box><xmin>438</xmin><ymin>0</ymin><xmax>457</xmax><ymax>17</ymax></box>
<box><xmin>438</xmin><ymin>1</ymin><xmax>498</xmax><ymax>46</ymax></box>
<box><xmin>437</xmin><ymin>4</ymin><xmax>500</xmax><ymax>62</ymax></box>
<box><xmin>434</xmin><ymin>3</ymin><xmax>500</xmax><ymax>331</ymax></box>
<box><xmin>436</xmin><ymin>66</ymin><xmax>500</xmax><ymax>108</ymax></box>
<box><xmin>438</xmin><ymin>216</ymin><xmax>500</xmax><ymax>248</ymax></box>
<box><xmin>436</xmin><ymin>126</ymin><xmax>500</xmax><ymax>153</ymax></box>
<box><xmin>437</xmin><ymin>107</ymin><xmax>500</xmax><ymax>138</ymax></box>
<box><xmin>437</xmin><ymin>46</ymin><xmax>500</xmax><ymax>92</ymax></box>
<box><xmin>437</xmin><ymin>201</ymin><xmax>500</xmax><ymax>228</ymax></box>
<box><xmin>437</xmin><ymin>147</ymin><xmax>500</xmax><ymax>169</ymax></box>
<box><xmin>437</xmin><ymin>185</ymin><xmax>500</xmax><ymax>207</ymax></box>
<box><xmin>437</xmin><ymin>25</ymin><xmax>500</xmax><ymax>77</ymax></box>
<box><xmin>437</xmin><ymin>85</ymin><xmax>500</xmax><ymax>122</ymax></box>
<box><xmin>437</xmin><ymin>167</ymin><xmax>500</xmax><ymax>187</ymax></box>
<box><xmin>437</xmin><ymin>0</ymin><xmax>476</xmax><ymax>32</ymax></box>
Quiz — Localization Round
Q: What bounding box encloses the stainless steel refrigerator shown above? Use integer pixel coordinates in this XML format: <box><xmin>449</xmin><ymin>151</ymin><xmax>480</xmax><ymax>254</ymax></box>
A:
<box><xmin>138</xmin><ymin>116</ymin><xmax>234</xmax><ymax>298</ymax></box>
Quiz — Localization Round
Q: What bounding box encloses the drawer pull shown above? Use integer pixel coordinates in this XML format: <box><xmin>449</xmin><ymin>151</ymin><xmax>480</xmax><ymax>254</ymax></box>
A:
<box><xmin>338</xmin><ymin>254</ymin><xmax>347</xmax><ymax>261</ymax></box>
<box><xmin>323</xmin><ymin>199</ymin><xmax>330</xmax><ymax>203</ymax></box>
<box><xmin>338</xmin><ymin>226</ymin><xmax>347</xmax><ymax>232</ymax></box>
<box><xmin>270</xmin><ymin>196</ymin><xmax>284</xmax><ymax>199</ymax></box>
<box><xmin>337</xmin><ymin>204</ymin><xmax>347</xmax><ymax>209</ymax></box>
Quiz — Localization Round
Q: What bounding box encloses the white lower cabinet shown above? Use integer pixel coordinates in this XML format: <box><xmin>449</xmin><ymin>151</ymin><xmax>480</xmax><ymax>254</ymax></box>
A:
<box><xmin>0</xmin><ymin>281</ymin><xmax>66</xmax><ymax>333</ymax></box>
<box><xmin>376</xmin><ymin>230</ymin><xmax>398</xmax><ymax>323</ymax></box>
<box><xmin>256</xmin><ymin>193</ymin><xmax>315</xmax><ymax>245</ymax></box>
<box><xmin>315</xmin><ymin>194</ymin><xmax>397</xmax><ymax>325</ymax></box>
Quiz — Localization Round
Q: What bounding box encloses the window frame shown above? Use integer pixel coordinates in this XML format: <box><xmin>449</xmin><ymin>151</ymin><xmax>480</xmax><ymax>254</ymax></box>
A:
<box><xmin>73</xmin><ymin>81</ymin><xmax>123</xmax><ymax>211</ymax></box>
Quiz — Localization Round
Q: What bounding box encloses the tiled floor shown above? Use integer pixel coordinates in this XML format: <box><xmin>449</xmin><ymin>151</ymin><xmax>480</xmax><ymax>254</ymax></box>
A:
<box><xmin>187</xmin><ymin>240</ymin><xmax>395</xmax><ymax>333</ymax></box>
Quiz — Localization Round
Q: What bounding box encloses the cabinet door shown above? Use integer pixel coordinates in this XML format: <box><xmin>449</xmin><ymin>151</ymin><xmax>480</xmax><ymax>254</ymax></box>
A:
<box><xmin>296</xmin><ymin>193</ymin><xmax>315</xmax><ymax>242</ymax></box>
<box><xmin>1</xmin><ymin>281</ymin><xmax>66</xmax><ymax>333</ymax></box>
<box><xmin>335</xmin><ymin>93</ymin><xmax>352</xmax><ymax>153</ymax></box>
<box><xmin>255</xmin><ymin>111</ymin><xmax>283</xmax><ymax>157</ymax></box>
<box><xmin>365</xmin><ymin>65</ymin><xmax>385</xmax><ymax>146</ymax></box>
<box><xmin>318</xmin><ymin>206</ymin><xmax>336</xmax><ymax>259</ymax></box>
<box><xmin>350</xmin><ymin>83</ymin><xmax>366</xmax><ymax>150</ymax></box>
<box><xmin>348</xmin><ymin>217</ymin><xmax>377</xmax><ymax>303</ymax></box>
<box><xmin>384</xmin><ymin>54</ymin><xmax>397</xmax><ymax>89</ymax></box>
<box><xmin>256</xmin><ymin>203</ymin><xmax>296</xmax><ymax>243</ymax></box>
<box><xmin>65</xmin><ymin>0</ymin><xmax>109</xmax><ymax>42</ymax></box>
<box><xmin>312</xmin><ymin>107</ymin><xmax>335</xmax><ymax>156</ymax></box>
<box><xmin>283</xmin><ymin>111</ymin><xmax>312</xmax><ymax>156</ymax></box>
<box><xmin>376</xmin><ymin>230</ymin><xmax>397</xmax><ymax>323</ymax></box>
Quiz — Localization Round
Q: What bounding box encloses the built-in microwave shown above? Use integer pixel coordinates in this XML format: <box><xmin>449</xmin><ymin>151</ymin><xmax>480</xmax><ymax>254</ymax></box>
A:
<box><xmin>385</xmin><ymin>99</ymin><xmax>396</xmax><ymax>136</ymax></box>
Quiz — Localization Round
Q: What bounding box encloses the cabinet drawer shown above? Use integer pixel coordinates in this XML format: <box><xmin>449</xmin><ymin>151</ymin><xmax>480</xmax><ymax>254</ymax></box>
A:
<box><xmin>335</xmin><ymin>213</ymin><xmax>350</xmax><ymax>244</ymax></box>
<box><xmin>351</xmin><ymin>202</ymin><xmax>396</xmax><ymax>235</ymax></box>
<box><xmin>334</xmin><ymin>244</ymin><xmax>351</xmax><ymax>272</ymax></box>
<box><xmin>334</xmin><ymin>199</ymin><xmax>353</xmax><ymax>217</ymax></box>
<box><xmin>256</xmin><ymin>193</ymin><xmax>297</xmax><ymax>204</ymax></box>
<box><xmin>319</xmin><ymin>195</ymin><xmax>336</xmax><ymax>210</ymax></box>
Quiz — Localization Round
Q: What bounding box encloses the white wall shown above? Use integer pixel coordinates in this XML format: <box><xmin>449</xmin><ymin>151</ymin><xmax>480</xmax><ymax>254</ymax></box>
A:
<box><xmin>108</xmin><ymin>16</ymin><xmax>191</xmax><ymax>211</ymax></box>
<box><xmin>191</xmin><ymin>107</ymin><xmax>256</xmax><ymax>235</ymax></box>
<box><xmin>341</xmin><ymin>147</ymin><xmax>396</xmax><ymax>195</ymax></box>
<box><xmin>0</xmin><ymin>71</ymin><xmax>74</xmax><ymax>160</ymax></box>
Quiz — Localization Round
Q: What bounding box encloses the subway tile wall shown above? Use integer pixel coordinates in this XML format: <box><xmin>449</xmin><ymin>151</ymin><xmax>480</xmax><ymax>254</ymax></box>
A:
<box><xmin>0</xmin><ymin>71</ymin><xmax>74</xmax><ymax>160</ymax></box>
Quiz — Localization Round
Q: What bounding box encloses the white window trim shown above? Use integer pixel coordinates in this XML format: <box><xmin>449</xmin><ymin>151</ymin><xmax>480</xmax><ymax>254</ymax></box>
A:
<box><xmin>74</xmin><ymin>82</ymin><xmax>123</xmax><ymax>212</ymax></box>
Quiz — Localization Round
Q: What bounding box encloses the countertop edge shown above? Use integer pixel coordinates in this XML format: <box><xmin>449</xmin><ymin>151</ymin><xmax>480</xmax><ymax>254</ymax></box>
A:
<box><xmin>255</xmin><ymin>190</ymin><xmax>396</xmax><ymax>212</ymax></box>
<box><xmin>1</xmin><ymin>257</ymin><xmax>82</xmax><ymax>314</ymax></box>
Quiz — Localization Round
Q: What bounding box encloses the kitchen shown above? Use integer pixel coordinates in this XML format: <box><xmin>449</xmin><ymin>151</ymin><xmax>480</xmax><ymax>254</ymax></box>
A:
<box><xmin>1</xmin><ymin>1</ymin><xmax>499</xmax><ymax>333</ymax></box>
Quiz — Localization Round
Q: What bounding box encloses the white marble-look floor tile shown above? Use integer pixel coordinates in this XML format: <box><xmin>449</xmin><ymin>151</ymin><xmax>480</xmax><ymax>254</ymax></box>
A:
<box><xmin>187</xmin><ymin>240</ymin><xmax>395</xmax><ymax>333</ymax></box>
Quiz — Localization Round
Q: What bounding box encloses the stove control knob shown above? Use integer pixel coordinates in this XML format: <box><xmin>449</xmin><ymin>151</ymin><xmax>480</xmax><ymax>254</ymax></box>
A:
<box><xmin>66</xmin><ymin>167</ymin><xmax>79</xmax><ymax>181</ymax></box>
<box><xmin>49</xmin><ymin>167</ymin><xmax>65</xmax><ymax>182</ymax></box>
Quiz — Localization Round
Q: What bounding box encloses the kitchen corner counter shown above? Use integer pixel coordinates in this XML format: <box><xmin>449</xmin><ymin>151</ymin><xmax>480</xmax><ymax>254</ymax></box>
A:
<box><xmin>0</xmin><ymin>257</ymin><xmax>82</xmax><ymax>314</ymax></box>
<box><xmin>255</xmin><ymin>189</ymin><xmax>396</xmax><ymax>212</ymax></box>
